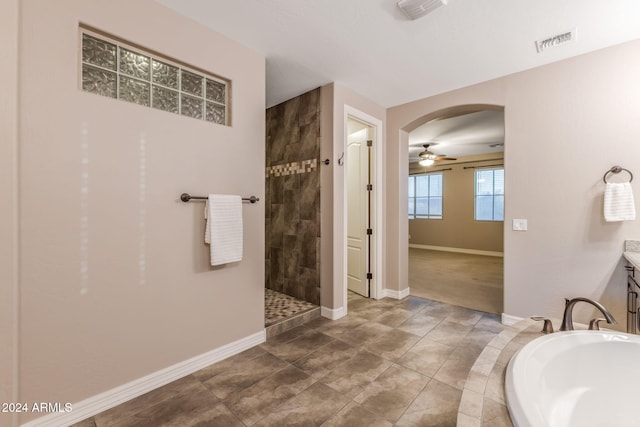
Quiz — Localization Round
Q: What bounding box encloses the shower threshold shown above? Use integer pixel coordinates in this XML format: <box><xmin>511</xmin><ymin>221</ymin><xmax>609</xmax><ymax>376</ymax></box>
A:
<box><xmin>265</xmin><ymin>289</ymin><xmax>320</xmax><ymax>338</ymax></box>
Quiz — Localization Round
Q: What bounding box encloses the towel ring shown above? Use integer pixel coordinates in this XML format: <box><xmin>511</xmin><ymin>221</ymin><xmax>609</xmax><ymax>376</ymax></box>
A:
<box><xmin>603</xmin><ymin>166</ymin><xmax>633</xmax><ymax>184</ymax></box>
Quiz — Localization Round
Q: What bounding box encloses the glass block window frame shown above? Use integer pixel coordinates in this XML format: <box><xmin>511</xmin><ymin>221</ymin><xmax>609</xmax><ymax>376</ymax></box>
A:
<box><xmin>474</xmin><ymin>168</ymin><xmax>505</xmax><ymax>221</ymax></box>
<box><xmin>80</xmin><ymin>27</ymin><xmax>230</xmax><ymax>126</ymax></box>
<box><xmin>408</xmin><ymin>172</ymin><xmax>443</xmax><ymax>220</ymax></box>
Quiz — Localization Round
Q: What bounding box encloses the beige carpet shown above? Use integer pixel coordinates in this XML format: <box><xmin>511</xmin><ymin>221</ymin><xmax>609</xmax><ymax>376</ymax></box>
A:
<box><xmin>409</xmin><ymin>248</ymin><xmax>503</xmax><ymax>314</ymax></box>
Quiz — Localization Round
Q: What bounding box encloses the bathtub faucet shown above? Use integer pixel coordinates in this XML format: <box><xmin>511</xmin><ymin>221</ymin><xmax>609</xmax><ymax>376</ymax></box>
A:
<box><xmin>559</xmin><ymin>297</ymin><xmax>617</xmax><ymax>331</ymax></box>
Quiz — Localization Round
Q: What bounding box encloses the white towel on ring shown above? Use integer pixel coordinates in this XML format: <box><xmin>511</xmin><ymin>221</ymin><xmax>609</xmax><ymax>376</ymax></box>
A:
<box><xmin>604</xmin><ymin>182</ymin><xmax>636</xmax><ymax>222</ymax></box>
<box><xmin>205</xmin><ymin>194</ymin><xmax>243</xmax><ymax>265</ymax></box>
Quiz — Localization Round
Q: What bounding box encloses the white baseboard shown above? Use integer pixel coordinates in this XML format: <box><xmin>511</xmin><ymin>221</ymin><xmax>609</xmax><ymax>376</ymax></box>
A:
<box><xmin>383</xmin><ymin>287</ymin><xmax>410</xmax><ymax>300</ymax></box>
<box><xmin>501</xmin><ymin>313</ymin><xmax>524</xmax><ymax>326</ymax></box>
<box><xmin>21</xmin><ymin>330</ymin><xmax>266</xmax><ymax>427</ymax></box>
<box><xmin>321</xmin><ymin>305</ymin><xmax>346</xmax><ymax>320</ymax></box>
<box><xmin>409</xmin><ymin>243</ymin><xmax>503</xmax><ymax>257</ymax></box>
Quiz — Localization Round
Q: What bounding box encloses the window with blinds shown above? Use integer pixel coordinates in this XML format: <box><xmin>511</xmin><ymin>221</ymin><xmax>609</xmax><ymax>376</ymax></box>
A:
<box><xmin>475</xmin><ymin>168</ymin><xmax>504</xmax><ymax>221</ymax></box>
<box><xmin>408</xmin><ymin>172</ymin><xmax>443</xmax><ymax>219</ymax></box>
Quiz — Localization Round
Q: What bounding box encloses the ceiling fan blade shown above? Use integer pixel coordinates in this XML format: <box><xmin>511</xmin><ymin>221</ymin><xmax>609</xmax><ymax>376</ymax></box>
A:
<box><xmin>436</xmin><ymin>157</ymin><xmax>457</xmax><ymax>161</ymax></box>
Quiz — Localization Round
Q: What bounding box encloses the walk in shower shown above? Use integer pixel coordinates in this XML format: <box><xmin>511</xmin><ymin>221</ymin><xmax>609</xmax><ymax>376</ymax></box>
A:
<box><xmin>264</xmin><ymin>88</ymin><xmax>322</xmax><ymax>335</ymax></box>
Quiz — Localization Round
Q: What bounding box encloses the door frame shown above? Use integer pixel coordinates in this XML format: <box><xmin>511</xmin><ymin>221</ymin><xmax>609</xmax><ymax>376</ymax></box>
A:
<box><xmin>340</xmin><ymin>105</ymin><xmax>384</xmax><ymax>310</ymax></box>
<box><xmin>346</xmin><ymin>118</ymin><xmax>372</xmax><ymax>298</ymax></box>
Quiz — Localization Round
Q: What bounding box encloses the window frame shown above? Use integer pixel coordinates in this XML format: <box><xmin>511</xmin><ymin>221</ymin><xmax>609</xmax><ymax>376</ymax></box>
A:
<box><xmin>408</xmin><ymin>172</ymin><xmax>444</xmax><ymax>220</ymax></box>
<box><xmin>474</xmin><ymin>167</ymin><xmax>504</xmax><ymax>222</ymax></box>
<box><xmin>79</xmin><ymin>26</ymin><xmax>231</xmax><ymax>126</ymax></box>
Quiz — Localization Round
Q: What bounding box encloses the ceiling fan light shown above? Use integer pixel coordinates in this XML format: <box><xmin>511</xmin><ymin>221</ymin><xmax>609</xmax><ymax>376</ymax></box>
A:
<box><xmin>419</xmin><ymin>158</ymin><xmax>435</xmax><ymax>167</ymax></box>
<box><xmin>419</xmin><ymin>152</ymin><xmax>435</xmax><ymax>159</ymax></box>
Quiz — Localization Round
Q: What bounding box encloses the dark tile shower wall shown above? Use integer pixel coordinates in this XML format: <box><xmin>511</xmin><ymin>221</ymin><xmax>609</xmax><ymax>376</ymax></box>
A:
<box><xmin>265</xmin><ymin>88</ymin><xmax>321</xmax><ymax>305</ymax></box>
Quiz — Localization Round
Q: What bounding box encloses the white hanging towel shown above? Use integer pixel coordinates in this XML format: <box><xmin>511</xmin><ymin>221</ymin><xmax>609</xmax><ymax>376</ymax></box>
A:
<box><xmin>604</xmin><ymin>182</ymin><xmax>636</xmax><ymax>222</ymax></box>
<box><xmin>205</xmin><ymin>194</ymin><xmax>243</xmax><ymax>265</ymax></box>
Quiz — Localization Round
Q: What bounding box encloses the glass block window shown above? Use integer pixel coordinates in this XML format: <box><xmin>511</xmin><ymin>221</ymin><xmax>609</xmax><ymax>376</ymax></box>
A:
<box><xmin>80</xmin><ymin>29</ymin><xmax>230</xmax><ymax>126</ymax></box>
<box><xmin>475</xmin><ymin>168</ymin><xmax>504</xmax><ymax>221</ymax></box>
<box><xmin>408</xmin><ymin>172</ymin><xmax>443</xmax><ymax>219</ymax></box>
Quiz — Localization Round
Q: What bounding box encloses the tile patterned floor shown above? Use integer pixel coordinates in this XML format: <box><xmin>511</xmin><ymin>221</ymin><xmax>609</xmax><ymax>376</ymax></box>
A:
<box><xmin>72</xmin><ymin>293</ymin><xmax>504</xmax><ymax>426</ymax></box>
<box><xmin>264</xmin><ymin>288</ymin><xmax>318</xmax><ymax>327</ymax></box>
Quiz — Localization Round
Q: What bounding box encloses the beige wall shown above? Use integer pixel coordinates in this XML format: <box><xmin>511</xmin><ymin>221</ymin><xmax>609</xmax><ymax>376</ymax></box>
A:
<box><xmin>320</xmin><ymin>85</ymin><xmax>334</xmax><ymax>309</ymax></box>
<box><xmin>16</xmin><ymin>0</ymin><xmax>265</xmax><ymax>423</ymax></box>
<box><xmin>387</xmin><ymin>40</ymin><xmax>640</xmax><ymax>327</ymax></box>
<box><xmin>0</xmin><ymin>1</ymin><xmax>19</xmax><ymax>426</ymax></box>
<box><xmin>408</xmin><ymin>153</ymin><xmax>504</xmax><ymax>253</ymax></box>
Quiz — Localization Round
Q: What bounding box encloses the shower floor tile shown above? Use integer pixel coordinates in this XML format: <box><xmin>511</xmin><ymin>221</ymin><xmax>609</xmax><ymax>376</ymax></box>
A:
<box><xmin>265</xmin><ymin>288</ymin><xmax>318</xmax><ymax>327</ymax></box>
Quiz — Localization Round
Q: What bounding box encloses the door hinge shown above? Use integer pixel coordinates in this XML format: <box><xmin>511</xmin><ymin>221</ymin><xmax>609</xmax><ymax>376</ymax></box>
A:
<box><xmin>366</xmin><ymin>228</ymin><xmax>373</xmax><ymax>235</ymax></box>
<box><xmin>367</xmin><ymin>272</ymin><xmax>373</xmax><ymax>280</ymax></box>
<box><xmin>367</xmin><ymin>139</ymin><xmax>373</xmax><ymax>147</ymax></box>
<box><xmin>366</xmin><ymin>184</ymin><xmax>373</xmax><ymax>191</ymax></box>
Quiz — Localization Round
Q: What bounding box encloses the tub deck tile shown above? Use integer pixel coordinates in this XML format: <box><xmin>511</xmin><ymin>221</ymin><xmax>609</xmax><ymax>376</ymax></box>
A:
<box><xmin>457</xmin><ymin>318</ymin><xmax>546</xmax><ymax>426</ymax></box>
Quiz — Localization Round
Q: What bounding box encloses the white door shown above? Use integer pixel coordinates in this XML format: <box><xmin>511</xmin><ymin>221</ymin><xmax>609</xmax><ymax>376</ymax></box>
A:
<box><xmin>347</xmin><ymin>121</ymin><xmax>371</xmax><ymax>297</ymax></box>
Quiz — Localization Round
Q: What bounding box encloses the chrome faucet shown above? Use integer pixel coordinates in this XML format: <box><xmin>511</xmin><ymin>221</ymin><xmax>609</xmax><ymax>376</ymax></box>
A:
<box><xmin>559</xmin><ymin>297</ymin><xmax>617</xmax><ymax>331</ymax></box>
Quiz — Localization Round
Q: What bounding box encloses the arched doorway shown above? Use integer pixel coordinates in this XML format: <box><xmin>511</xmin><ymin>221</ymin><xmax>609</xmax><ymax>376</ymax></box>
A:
<box><xmin>403</xmin><ymin>104</ymin><xmax>505</xmax><ymax>314</ymax></box>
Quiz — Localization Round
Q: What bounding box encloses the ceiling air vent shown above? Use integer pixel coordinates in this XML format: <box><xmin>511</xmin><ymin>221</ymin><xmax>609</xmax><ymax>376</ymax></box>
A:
<box><xmin>397</xmin><ymin>0</ymin><xmax>447</xmax><ymax>20</ymax></box>
<box><xmin>535</xmin><ymin>29</ymin><xmax>577</xmax><ymax>53</ymax></box>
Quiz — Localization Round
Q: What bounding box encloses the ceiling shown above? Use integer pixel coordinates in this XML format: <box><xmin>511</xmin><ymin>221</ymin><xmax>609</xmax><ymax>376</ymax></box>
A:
<box><xmin>155</xmin><ymin>0</ymin><xmax>640</xmax><ymax>109</ymax></box>
<box><xmin>408</xmin><ymin>110</ymin><xmax>504</xmax><ymax>161</ymax></box>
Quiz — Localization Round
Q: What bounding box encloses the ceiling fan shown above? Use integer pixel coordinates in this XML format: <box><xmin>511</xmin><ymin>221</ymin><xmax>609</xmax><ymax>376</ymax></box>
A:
<box><xmin>417</xmin><ymin>144</ymin><xmax>457</xmax><ymax>166</ymax></box>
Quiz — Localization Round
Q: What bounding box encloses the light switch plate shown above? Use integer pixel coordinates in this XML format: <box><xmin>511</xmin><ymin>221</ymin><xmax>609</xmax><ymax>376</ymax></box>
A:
<box><xmin>512</xmin><ymin>219</ymin><xmax>528</xmax><ymax>231</ymax></box>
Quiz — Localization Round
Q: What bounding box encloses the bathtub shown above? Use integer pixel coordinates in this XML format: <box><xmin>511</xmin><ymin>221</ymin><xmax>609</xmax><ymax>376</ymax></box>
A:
<box><xmin>505</xmin><ymin>330</ymin><xmax>640</xmax><ymax>427</ymax></box>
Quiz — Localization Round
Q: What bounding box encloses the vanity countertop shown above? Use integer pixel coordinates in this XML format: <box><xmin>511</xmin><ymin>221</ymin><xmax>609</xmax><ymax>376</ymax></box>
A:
<box><xmin>624</xmin><ymin>251</ymin><xmax>640</xmax><ymax>270</ymax></box>
<box><xmin>624</xmin><ymin>240</ymin><xmax>640</xmax><ymax>270</ymax></box>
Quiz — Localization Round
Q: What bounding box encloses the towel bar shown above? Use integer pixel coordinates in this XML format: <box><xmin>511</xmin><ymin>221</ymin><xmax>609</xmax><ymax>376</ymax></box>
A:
<box><xmin>603</xmin><ymin>166</ymin><xmax>633</xmax><ymax>184</ymax></box>
<box><xmin>180</xmin><ymin>193</ymin><xmax>259</xmax><ymax>203</ymax></box>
